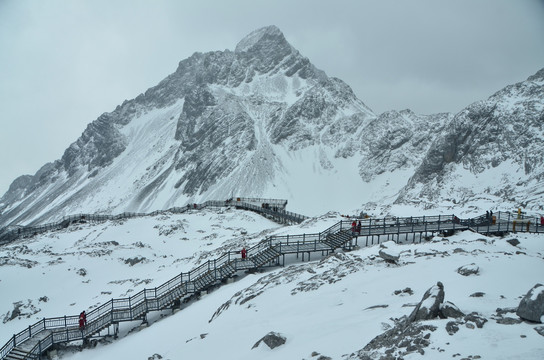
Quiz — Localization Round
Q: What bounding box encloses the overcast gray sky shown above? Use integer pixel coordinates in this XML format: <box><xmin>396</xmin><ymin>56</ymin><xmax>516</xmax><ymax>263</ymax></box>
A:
<box><xmin>1</xmin><ymin>0</ymin><xmax>543</xmax><ymax>195</ymax></box>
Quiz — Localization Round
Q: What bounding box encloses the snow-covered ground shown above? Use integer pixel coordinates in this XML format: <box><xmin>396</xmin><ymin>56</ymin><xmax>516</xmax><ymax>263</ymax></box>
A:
<box><xmin>1</xmin><ymin>207</ymin><xmax>543</xmax><ymax>359</ymax></box>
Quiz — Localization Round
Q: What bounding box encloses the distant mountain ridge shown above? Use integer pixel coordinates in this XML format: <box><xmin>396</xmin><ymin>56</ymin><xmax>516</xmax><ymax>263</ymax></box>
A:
<box><xmin>0</xmin><ymin>26</ymin><xmax>542</xmax><ymax>226</ymax></box>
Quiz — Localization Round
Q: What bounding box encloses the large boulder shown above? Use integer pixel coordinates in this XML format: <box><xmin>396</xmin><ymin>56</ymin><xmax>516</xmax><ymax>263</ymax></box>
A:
<box><xmin>408</xmin><ymin>282</ymin><xmax>445</xmax><ymax>322</ymax></box>
<box><xmin>252</xmin><ymin>331</ymin><xmax>286</xmax><ymax>350</ymax></box>
<box><xmin>517</xmin><ymin>283</ymin><xmax>544</xmax><ymax>323</ymax></box>
<box><xmin>440</xmin><ymin>301</ymin><xmax>465</xmax><ymax>319</ymax></box>
<box><xmin>378</xmin><ymin>241</ymin><xmax>400</xmax><ymax>263</ymax></box>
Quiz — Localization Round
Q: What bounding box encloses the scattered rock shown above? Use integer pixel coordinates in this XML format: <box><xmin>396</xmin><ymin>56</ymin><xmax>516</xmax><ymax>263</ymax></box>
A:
<box><xmin>408</xmin><ymin>282</ymin><xmax>445</xmax><ymax>322</ymax></box>
<box><xmin>147</xmin><ymin>354</ymin><xmax>162</xmax><ymax>360</ymax></box>
<box><xmin>76</xmin><ymin>268</ymin><xmax>87</xmax><ymax>277</ymax></box>
<box><xmin>359</xmin><ymin>321</ymin><xmax>436</xmax><ymax>359</ymax></box>
<box><xmin>252</xmin><ymin>331</ymin><xmax>286</xmax><ymax>350</ymax></box>
<box><xmin>534</xmin><ymin>326</ymin><xmax>544</xmax><ymax>337</ymax></box>
<box><xmin>506</xmin><ymin>238</ymin><xmax>520</xmax><ymax>247</ymax></box>
<box><xmin>496</xmin><ymin>317</ymin><xmax>522</xmax><ymax>325</ymax></box>
<box><xmin>393</xmin><ymin>287</ymin><xmax>414</xmax><ymax>296</ymax></box>
<box><xmin>496</xmin><ymin>307</ymin><xmax>517</xmax><ymax>316</ymax></box>
<box><xmin>516</xmin><ymin>283</ymin><xmax>544</xmax><ymax>323</ymax></box>
<box><xmin>456</xmin><ymin>263</ymin><xmax>479</xmax><ymax>276</ymax></box>
<box><xmin>470</xmin><ymin>292</ymin><xmax>485</xmax><ymax>298</ymax></box>
<box><xmin>123</xmin><ymin>257</ymin><xmax>147</xmax><ymax>266</ymax></box>
<box><xmin>464</xmin><ymin>313</ymin><xmax>488</xmax><ymax>328</ymax></box>
<box><xmin>365</xmin><ymin>304</ymin><xmax>389</xmax><ymax>310</ymax></box>
<box><xmin>446</xmin><ymin>321</ymin><xmax>460</xmax><ymax>335</ymax></box>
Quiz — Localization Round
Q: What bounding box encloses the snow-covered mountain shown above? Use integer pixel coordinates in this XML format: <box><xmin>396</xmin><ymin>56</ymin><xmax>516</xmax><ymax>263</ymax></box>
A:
<box><xmin>0</xmin><ymin>25</ymin><xmax>542</xmax><ymax>227</ymax></box>
<box><xmin>1</xmin><ymin>208</ymin><xmax>543</xmax><ymax>359</ymax></box>
<box><xmin>396</xmin><ymin>68</ymin><xmax>544</xmax><ymax>213</ymax></box>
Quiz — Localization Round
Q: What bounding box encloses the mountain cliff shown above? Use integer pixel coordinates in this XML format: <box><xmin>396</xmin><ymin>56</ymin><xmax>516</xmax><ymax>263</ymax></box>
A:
<box><xmin>0</xmin><ymin>26</ymin><xmax>542</xmax><ymax>226</ymax></box>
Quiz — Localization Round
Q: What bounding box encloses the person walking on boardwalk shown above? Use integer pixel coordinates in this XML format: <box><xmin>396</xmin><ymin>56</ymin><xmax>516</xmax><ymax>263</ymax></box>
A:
<box><xmin>241</xmin><ymin>247</ymin><xmax>247</xmax><ymax>260</ymax></box>
<box><xmin>356</xmin><ymin>220</ymin><xmax>362</xmax><ymax>235</ymax></box>
<box><xmin>79</xmin><ymin>311</ymin><xmax>87</xmax><ymax>331</ymax></box>
<box><xmin>351</xmin><ymin>220</ymin><xmax>357</xmax><ymax>235</ymax></box>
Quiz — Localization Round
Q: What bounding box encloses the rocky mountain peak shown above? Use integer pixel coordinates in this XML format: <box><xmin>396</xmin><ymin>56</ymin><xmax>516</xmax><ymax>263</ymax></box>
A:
<box><xmin>527</xmin><ymin>67</ymin><xmax>544</xmax><ymax>83</ymax></box>
<box><xmin>235</xmin><ymin>25</ymin><xmax>287</xmax><ymax>53</ymax></box>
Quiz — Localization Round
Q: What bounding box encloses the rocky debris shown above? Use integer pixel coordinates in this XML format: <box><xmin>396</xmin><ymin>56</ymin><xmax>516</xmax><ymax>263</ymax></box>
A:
<box><xmin>464</xmin><ymin>312</ymin><xmax>488</xmax><ymax>328</ymax></box>
<box><xmin>516</xmin><ymin>283</ymin><xmax>544</xmax><ymax>323</ymax></box>
<box><xmin>446</xmin><ymin>321</ymin><xmax>460</xmax><ymax>335</ymax></box>
<box><xmin>309</xmin><ymin>352</ymin><xmax>332</xmax><ymax>360</ymax></box>
<box><xmin>0</xmin><ymin>256</ymin><xmax>39</xmax><ymax>268</ymax></box>
<box><xmin>534</xmin><ymin>326</ymin><xmax>544</xmax><ymax>337</ymax></box>
<box><xmin>393</xmin><ymin>287</ymin><xmax>414</xmax><ymax>296</ymax></box>
<box><xmin>356</xmin><ymin>321</ymin><xmax>437</xmax><ymax>359</ymax></box>
<box><xmin>2</xmin><ymin>300</ymin><xmax>41</xmax><ymax>323</ymax></box>
<box><xmin>147</xmin><ymin>354</ymin><xmax>163</xmax><ymax>360</ymax></box>
<box><xmin>470</xmin><ymin>292</ymin><xmax>485</xmax><ymax>297</ymax></box>
<box><xmin>506</xmin><ymin>238</ymin><xmax>520</xmax><ymax>247</ymax></box>
<box><xmin>496</xmin><ymin>317</ymin><xmax>522</xmax><ymax>325</ymax></box>
<box><xmin>408</xmin><ymin>282</ymin><xmax>445</xmax><ymax>322</ymax></box>
<box><xmin>76</xmin><ymin>268</ymin><xmax>87</xmax><ymax>277</ymax></box>
<box><xmin>456</xmin><ymin>263</ymin><xmax>479</xmax><ymax>276</ymax></box>
<box><xmin>252</xmin><ymin>331</ymin><xmax>286</xmax><ymax>350</ymax></box>
<box><xmin>123</xmin><ymin>257</ymin><xmax>147</xmax><ymax>266</ymax></box>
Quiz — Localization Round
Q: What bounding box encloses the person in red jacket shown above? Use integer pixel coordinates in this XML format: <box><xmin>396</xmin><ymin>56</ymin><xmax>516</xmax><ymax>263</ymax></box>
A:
<box><xmin>241</xmin><ymin>247</ymin><xmax>247</xmax><ymax>260</ymax></box>
<box><xmin>79</xmin><ymin>311</ymin><xmax>87</xmax><ymax>330</ymax></box>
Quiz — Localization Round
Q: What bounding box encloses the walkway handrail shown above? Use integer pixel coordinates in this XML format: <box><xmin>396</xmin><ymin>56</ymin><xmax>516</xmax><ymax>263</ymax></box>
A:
<box><xmin>0</xmin><ymin>198</ymin><xmax>306</xmax><ymax>247</ymax></box>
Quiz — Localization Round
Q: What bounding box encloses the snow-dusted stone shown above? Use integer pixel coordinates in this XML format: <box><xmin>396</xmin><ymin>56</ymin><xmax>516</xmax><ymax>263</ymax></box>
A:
<box><xmin>440</xmin><ymin>301</ymin><xmax>465</xmax><ymax>319</ymax></box>
<box><xmin>378</xmin><ymin>249</ymin><xmax>400</xmax><ymax>263</ymax></box>
<box><xmin>408</xmin><ymin>282</ymin><xmax>445</xmax><ymax>322</ymax></box>
<box><xmin>252</xmin><ymin>331</ymin><xmax>286</xmax><ymax>350</ymax></box>
<box><xmin>535</xmin><ymin>326</ymin><xmax>544</xmax><ymax>337</ymax></box>
<box><xmin>516</xmin><ymin>283</ymin><xmax>544</xmax><ymax>323</ymax></box>
<box><xmin>456</xmin><ymin>263</ymin><xmax>479</xmax><ymax>276</ymax></box>
<box><xmin>378</xmin><ymin>241</ymin><xmax>400</xmax><ymax>263</ymax></box>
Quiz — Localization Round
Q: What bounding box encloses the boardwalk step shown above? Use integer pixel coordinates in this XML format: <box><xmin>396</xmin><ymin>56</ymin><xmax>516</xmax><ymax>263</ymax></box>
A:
<box><xmin>5</xmin><ymin>347</ymin><xmax>32</xmax><ymax>360</ymax></box>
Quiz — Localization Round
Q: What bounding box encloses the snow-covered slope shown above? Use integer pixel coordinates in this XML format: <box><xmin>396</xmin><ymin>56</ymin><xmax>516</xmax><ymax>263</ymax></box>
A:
<box><xmin>1</xmin><ymin>208</ymin><xmax>543</xmax><ymax>359</ymax></box>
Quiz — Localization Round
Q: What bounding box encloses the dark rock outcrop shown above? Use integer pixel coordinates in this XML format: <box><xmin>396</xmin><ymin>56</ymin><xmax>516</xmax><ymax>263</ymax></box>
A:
<box><xmin>252</xmin><ymin>331</ymin><xmax>286</xmax><ymax>350</ymax></box>
<box><xmin>517</xmin><ymin>283</ymin><xmax>544</xmax><ymax>323</ymax></box>
<box><xmin>408</xmin><ymin>282</ymin><xmax>445</xmax><ymax>322</ymax></box>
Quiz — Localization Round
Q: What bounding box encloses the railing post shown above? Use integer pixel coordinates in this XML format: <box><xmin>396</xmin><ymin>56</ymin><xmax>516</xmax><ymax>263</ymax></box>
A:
<box><xmin>13</xmin><ymin>334</ymin><xmax>16</xmax><ymax>347</ymax></box>
<box><xmin>64</xmin><ymin>315</ymin><xmax>67</xmax><ymax>328</ymax></box>
<box><xmin>438</xmin><ymin>215</ymin><xmax>441</xmax><ymax>231</ymax></box>
<box><xmin>29</xmin><ymin>325</ymin><xmax>31</xmax><ymax>338</ymax></box>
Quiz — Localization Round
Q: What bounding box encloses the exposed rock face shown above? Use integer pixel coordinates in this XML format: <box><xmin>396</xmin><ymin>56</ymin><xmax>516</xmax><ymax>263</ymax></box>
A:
<box><xmin>517</xmin><ymin>283</ymin><xmax>544</xmax><ymax>323</ymax></box>
<box><xmin>252</xmin><ymin>331</ymin><xmax>286</xmax><ymax>350</ymax></box>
